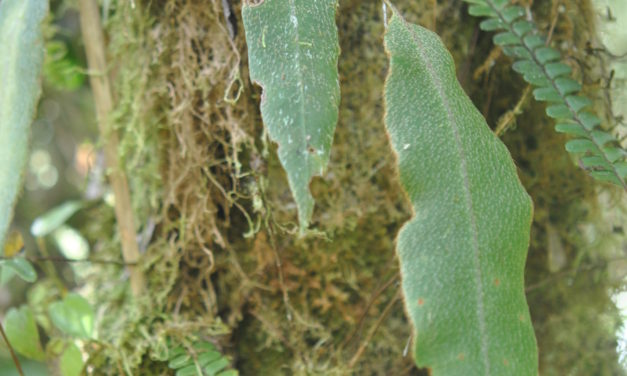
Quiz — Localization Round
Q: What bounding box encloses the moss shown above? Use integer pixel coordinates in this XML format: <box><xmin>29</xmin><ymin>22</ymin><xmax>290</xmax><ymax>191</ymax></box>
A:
<box><xmin>74</xmin><ymin>0</ymin><xmax>626</xmax><ymax>374</ymax></box>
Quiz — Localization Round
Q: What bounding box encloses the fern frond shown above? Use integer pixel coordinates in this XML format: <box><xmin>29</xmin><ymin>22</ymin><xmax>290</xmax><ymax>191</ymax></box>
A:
<box><xmin>464</xmin><ymin>0</ymin><xmax>627</xmax><ymax>190</ymax></box>
<box><xmin>167</xmin><ymin>340</ymin><xmax>238</xmax><ymax>376</ymax></box>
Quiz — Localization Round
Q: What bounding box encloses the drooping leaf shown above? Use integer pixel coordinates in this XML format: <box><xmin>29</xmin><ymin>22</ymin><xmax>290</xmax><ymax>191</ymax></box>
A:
<box><xmin>30</xmin><ymin>200</ymin><xmax>85</xmax><ymax>237</ymax></box>
<box><xmin>0</xmin><ymin>258</ymin><xmax>37</xmax><ymax>283</ymax></box>
<box><xmin>0</xmin><ymin>0</ymin><xmax>49</xmax><ymax>252</ymax></box>
<box><xmin>383</xmin><ymin>9</ymin><xmax>537</xmax><ymax>375</ymax></box>
<box><xmin>3</xmin><ymin>306</ymin><xmax>45</xmax><ymax>360</ymax></box>
<box><xmin>242</xmin><ymin>0</ymin><xmax>341</xmax><ymax>230</ymax></box>
<box><xmin>48</xmin><ymin>293</ymin><xmax>95</xmax><ymax>339</ymax></box>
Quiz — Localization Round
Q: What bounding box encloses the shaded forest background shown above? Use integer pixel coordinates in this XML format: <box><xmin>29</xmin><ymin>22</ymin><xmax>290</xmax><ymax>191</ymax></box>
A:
<box><xmin>2</xmin><ymin>0</ymin><xmax>627</xmax><ymax>374</ymax></box>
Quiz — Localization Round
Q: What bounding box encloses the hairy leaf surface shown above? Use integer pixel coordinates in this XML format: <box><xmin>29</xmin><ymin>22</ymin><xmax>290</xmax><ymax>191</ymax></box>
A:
<box><xmin>0</xmin><ymin>0</ymin><xmax>48</xmax><ymax>251</ymax></box>
<box><xmin>384</xmin><ymin>10</ymin><xmax>537</xmax><ymax>375</ymax></box>
<box><xmin>242</xmin><ymin>0</ymin><xmax>340</xmax><ymax>230</ymax></box>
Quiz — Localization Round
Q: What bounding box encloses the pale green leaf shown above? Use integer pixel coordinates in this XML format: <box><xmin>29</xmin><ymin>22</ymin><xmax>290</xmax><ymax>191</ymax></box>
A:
<box><xmin>0</xmin><ymin>0</ymin><xmax>48</xmax><ymax>253</ymax></box>
<box><xmin>242</xmin><ymin>0</ymin><xmax>340</xmax><ymax>230</ymax></box>
<box><xmin>48</xmin><ymin>293</ymin><xmax>95</xmax><ymax>339</ymax></box>
<box><xmin>384</xmin><ymin>11</ymin><xmax>537</xmax><ymax>375</ymax></box>
<box><xmin>60</xmin><ymin>343</ymin><xmax>84</xmax><ymax>376</ymax></box>
<box><xmin>31</xmin><ymin>200</ymin><xmax>84</xmax><ymax>237</ymax></box>
<box><xmin>3</xmin><ymin>306</ymin><xmax>45</xmax><ymax>360</ymax></box>
<box><xmin>52</xmin><ymin>225</ymin><xmax>90</xmax><ymax>260</ymax></box>
<box><xmin>204</xmin><ymin>357</ymin><xmax>229</xmax><ymax>376</ymax></box>
<box><xmin>0</xmin><ymin>265</ymin><xmax>17</xmax><ymax>285</ymax></box>
<box><xmin>0</xmin><ymin>258</ymin><xmax>37</xmax><ymax>283</ymax></box>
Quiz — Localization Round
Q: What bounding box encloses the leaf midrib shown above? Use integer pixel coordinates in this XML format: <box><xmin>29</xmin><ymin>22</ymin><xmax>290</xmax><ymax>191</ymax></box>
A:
<box><xmin>289</xmin><ymin>0</ymin><xmax>310</xmax><ymax>175</ymax></box>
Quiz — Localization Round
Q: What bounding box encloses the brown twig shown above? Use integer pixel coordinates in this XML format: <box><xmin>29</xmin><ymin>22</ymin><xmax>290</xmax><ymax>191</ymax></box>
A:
<box><xmin>78</xmin><ymin>0</ymin><xmax>144</xmax><ymax>295</ymax></box>
<box><xmin>348</xmin><ymin>287</ymin><xmax>402</xmax><ymax>369</ymax></box>
<box><xmin>0</xmin><ymin>323</ymin><xmax>24</xmax><ymax>376</ymax></box>
<box><xmin>340</xmin><ymin>272</ymin><xmax>399</xmax><ymax>350</ymax></box>
<box><xmin>0</xmin><ymin>256</ymin><xmax>136</xmax><ymax>266</ymax></box>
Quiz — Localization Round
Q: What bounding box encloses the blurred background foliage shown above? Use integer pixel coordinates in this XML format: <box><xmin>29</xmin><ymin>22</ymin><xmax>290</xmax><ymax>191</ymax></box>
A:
<box><xmin>1</xmin><ymin>0</ymin><xmax>626</xmax><ymax>375</ymax></box>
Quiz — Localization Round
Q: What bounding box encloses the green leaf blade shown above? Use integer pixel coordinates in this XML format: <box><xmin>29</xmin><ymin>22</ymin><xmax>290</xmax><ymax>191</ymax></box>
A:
<box><xmin>384</xmin><ymin>13</ymin><xmax>537</xmax><ymax>375</ymax></box>
<box><xmin>0</xmin><ymin>0</ymin><xmax>48</xmax><ymax>252</ymax></box>
<box><xmin>3</xmin><ymin>306</ymin><xmax>45</xmax><ymax>360</ymax></box>
<box><xmin>48</xmin><ymin>293</ymin><xmax>95</xmax><ymax>339</ymax></box>
<box><xmin>242</xmin><ymin>0</ymin><xmax>340</xmax><ymax>230</ymax></box>
<box><xmin>0</xmin><ymin>258</ymin><xmax>37</xmax><ymax>283</ymax></box>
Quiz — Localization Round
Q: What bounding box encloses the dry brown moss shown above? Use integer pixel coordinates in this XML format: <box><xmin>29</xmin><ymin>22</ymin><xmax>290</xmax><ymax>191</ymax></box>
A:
<box><xmin>78</xmin><ymin>0</ymin><xmax>626</xmax><ymax>374</ymax></box>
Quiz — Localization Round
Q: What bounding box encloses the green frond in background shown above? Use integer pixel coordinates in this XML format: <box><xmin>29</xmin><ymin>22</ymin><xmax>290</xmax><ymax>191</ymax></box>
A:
<box><xmin>464</xmin><ymin>0</ymin><xmax>627</xmax><ymax>189</ymax></box>
<box><xmin>168</xmin><ymin>341</ymin><xmax>238</xmax><ymax>376</ymax></box>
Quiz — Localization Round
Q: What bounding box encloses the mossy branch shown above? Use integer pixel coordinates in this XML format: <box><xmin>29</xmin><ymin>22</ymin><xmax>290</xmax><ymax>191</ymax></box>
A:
<box><xmin>464</xmin><ymin>0</ymin><xmax>627</xmax><ymax>190</ymax></box>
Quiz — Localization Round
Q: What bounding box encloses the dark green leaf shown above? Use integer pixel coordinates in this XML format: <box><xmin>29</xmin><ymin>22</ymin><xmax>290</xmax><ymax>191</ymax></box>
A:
<box><xmin>555</xmin><ymin>123</ymin><xmax>587</xmax><ymax>137</ymax></box>
<box><xmin>565</xmin><ymin>95</ymin><xmax>591</xmax><ymax>113</ymax></box>
<box><xmin>565</xmin><ymin>139</ymin><xmax>599</xmax><ymax>154</ymax></box>
<box><xmin>545</xmin><ymin>62</ymin><xmax>571</xmax><ymax>79</ymax></box>
<box><xmin>578</xmin><ymin>112</ymin><xmax>601</xmax><ymax>130</ymax></box>
<box><xmin>512</xmin><ymin>20</ymin><xmax>533</xmax><ymax>35</ymax></box>
<box><xmin>533</xmin><ymin>87</ymin><xmax>561</xmax><ymax>102</ymax></box>
<box><xmin>494</xmin><ymin>31</ymin><xmax>520</xmax><ymax>46</ymax></box>
<box><xmin>546</xmin><ymin>104</ymin><xmax>572</xmax><ymax>119</ymax></box>
<box><xmin>501</xmin><ymin>5</ymin><xmax>525</xmax><ymax>23</ymax></box>
<box><xmin>242</xmin><ymin>0</ymin><xmax>340</xmax><ymax>230</ymax></box>
<box><xmin>554</xmin><ymin>77</ymin><xmax>581</xmax><ymax>95</ymax></box>
<box><xmin>384</xmin><ymin>11</ymin><xmax>537</xmax><ymax>375</ymax></box>
<box><xmin>523</xmin><ymin>34</ymin><xmax>545</xmax><ymax>49</ymax></box>
<box><xmin>534</xmin><ymin>47</ymin><xmax>560</xmax><ymax>64</ymax></box>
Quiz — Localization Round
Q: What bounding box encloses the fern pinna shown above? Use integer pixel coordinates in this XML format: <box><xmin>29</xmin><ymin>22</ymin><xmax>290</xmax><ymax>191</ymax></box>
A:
<box><xmin>464</xmin><ymin>0</ymin><xmax>627</xmax><ymax>190</ymax></box>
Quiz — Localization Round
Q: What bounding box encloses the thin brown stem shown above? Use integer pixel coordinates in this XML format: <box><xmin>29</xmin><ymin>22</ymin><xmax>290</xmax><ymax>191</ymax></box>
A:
<box><xmin>0</xmin><ymin>256</ymin><xmax>137</xmax><ymax>266</ymax></box>
<box><xmin>348</xmin><ymin>287</ymin><xmax>402</xmax><ymax>369</ymax></box>
<box><xmin>0</xmin><ymin>323</ymin><xmax>24</xmax><ymax>376</ymax></box>
<box><xmin>340</xmin><ymin>272</ymin><xmax>399</xmax><ymax>350</ymax></box>
<box><xmin>78</xmin><ymin>0</ymin><xmax>144</xmax><ymax>295</ymax></box>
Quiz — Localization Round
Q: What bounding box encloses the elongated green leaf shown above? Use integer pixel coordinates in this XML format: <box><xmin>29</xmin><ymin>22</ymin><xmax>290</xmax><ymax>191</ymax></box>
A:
<box><xmin>383</xmin><ymin>10</ymin><xmax>537</xmax><ymax>375</ymax></box>
<box><xmin>3</xmin><ymin>305</ymin><xmax>45</xmax><ymax>360</ymax></box>
<box><xmin>0</xmin><ymin>0</ymin><xmax>48</xmax><ymax>252</ymax></box>
<box><xmin>31</xmin><ymin>200</ymin><xmax>84</xmax><ymax>237</ymax></box>
<box><xmin>242</xmin><ymin>0</ymin><xmax>340</xmax><ymax>230</ymax></box>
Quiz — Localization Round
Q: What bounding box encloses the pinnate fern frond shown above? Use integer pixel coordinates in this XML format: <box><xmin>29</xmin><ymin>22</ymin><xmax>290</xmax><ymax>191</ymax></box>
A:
<box><xmin>464</xmin><ymin>0</ymin><xmax>627</xmax><ymax>190</ymax></box>
<box><xmin>167</xmin><ymin>341</ymin><xmax>238</xmax><ymax>376</ymax></box>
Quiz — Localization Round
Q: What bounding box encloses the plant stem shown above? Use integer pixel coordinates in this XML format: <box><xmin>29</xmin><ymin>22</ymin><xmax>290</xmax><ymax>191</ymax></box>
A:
<box><xmin>78</xmin><ymin>0</ymin><xmax>144</xmax><ymax>295</ymax></box>
<box><xmin>348</xmin><ymin>287</ymin><xmax>401</xmax><ymax>369</ymax></box>
<box><xmin>0</xmin><ymin>323</ymin><xmax>24</xmax><ymax>376</ymax></box>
